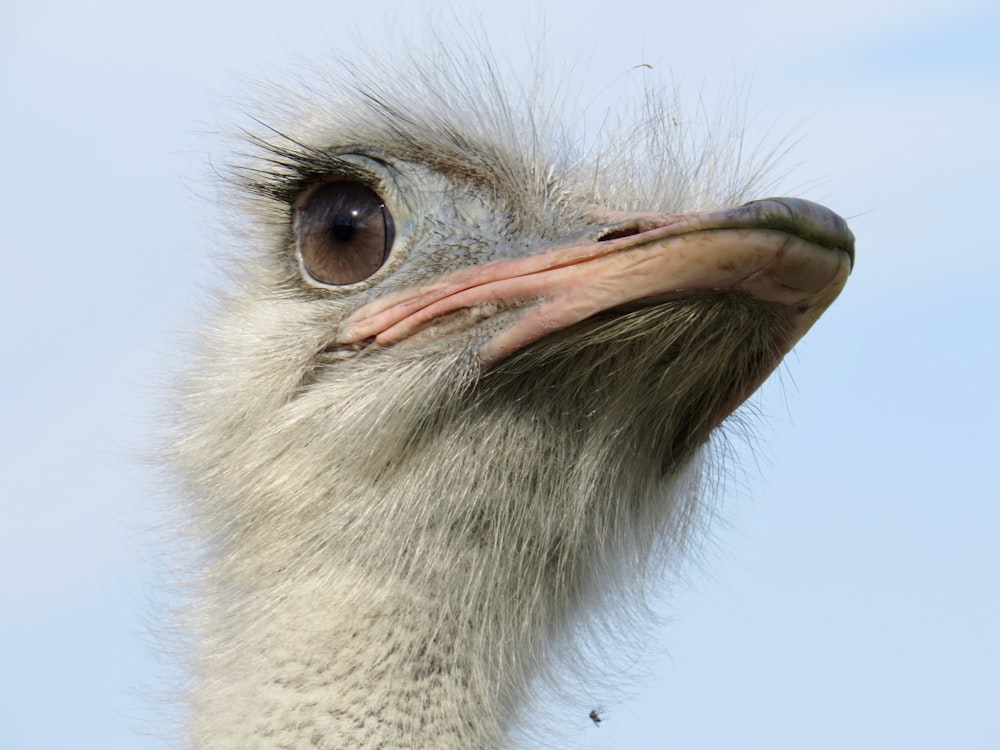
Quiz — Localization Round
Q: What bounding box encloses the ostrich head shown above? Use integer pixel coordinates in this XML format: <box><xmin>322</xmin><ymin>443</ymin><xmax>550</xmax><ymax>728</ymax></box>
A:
<box><xmin>172</xmin><ymin>45</ymin><xmax>853</xmax><ymax>749</ymax></box>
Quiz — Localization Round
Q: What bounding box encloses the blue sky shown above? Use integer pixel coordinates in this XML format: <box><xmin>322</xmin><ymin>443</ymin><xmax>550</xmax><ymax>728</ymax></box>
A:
<box><xmin>1</xmin><ymin>1</ymin><xmax>998</xmax><ymax>748</ymax></box>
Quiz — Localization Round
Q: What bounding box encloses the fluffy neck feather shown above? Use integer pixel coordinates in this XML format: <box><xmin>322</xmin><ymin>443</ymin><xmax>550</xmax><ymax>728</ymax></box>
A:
<box><xmin>177</xmin><ymin>295</ymin><xmax>788</xmax><ymax>747</ymax></box>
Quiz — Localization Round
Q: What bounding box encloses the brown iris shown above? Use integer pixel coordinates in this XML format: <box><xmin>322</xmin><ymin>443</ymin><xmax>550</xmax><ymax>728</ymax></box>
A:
<box><xmin>296</xmin><ymin>181</ymin><xmax>394</xmax><ymax>285</ymax></box>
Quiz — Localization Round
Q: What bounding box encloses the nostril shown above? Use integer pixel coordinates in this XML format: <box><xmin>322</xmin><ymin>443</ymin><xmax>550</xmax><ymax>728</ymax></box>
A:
<box><xmin>597</xmin><ymin>224</ymin><xmax>644</xmax><ymax>242</ymax></box>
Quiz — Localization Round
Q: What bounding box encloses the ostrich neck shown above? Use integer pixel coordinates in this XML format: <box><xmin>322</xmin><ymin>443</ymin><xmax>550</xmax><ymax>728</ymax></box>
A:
<box><xmin>191</xmin><ymin>551</ymin><xmax>514</xmax><ymax>749</ymax></box>
<box><xmin>184</xmin><ymin>298</ymin><xmax>777</xmax><ymax>748</ymax></box>
<box><xmin>188</xmin><ymin>387</ymin><xmax>669</xmax><ymax>748</ymax></box>
<box><xmin>188</xmin><ymin>368</ymin><xmax>601</xmax><ymax>747</ymax></box>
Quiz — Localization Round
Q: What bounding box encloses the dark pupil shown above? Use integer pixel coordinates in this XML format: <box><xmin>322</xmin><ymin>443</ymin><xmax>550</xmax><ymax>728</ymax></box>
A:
<box><xmin>332</xmin><ymin>212</ymin><xmax>357</xmax><ymax>242</ymax></box>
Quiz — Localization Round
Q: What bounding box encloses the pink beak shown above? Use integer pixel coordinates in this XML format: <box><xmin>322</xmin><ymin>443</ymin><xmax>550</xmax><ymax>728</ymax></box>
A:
<box><xmin>342</xmin><ymin>197</ymin><xmax>854</xmax><ymax>366</ymax></box>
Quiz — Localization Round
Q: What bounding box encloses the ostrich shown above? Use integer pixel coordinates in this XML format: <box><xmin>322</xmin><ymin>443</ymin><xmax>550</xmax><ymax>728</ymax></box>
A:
<box><xmin>170</xmin><ymin>44</ymin><xmax>853</xmax><ymax>749</ymax></box>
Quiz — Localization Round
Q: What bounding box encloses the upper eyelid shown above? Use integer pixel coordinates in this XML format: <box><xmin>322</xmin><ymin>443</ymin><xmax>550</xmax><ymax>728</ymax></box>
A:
<box><xmin>289</xmin><ymin>155</ymin><xmax>395</xmax><ymax>214</ymax></box>
<box><xmin>239</xmin><ymin>141</ymin><xmax>393</xmax><ymax>206</ymax></box>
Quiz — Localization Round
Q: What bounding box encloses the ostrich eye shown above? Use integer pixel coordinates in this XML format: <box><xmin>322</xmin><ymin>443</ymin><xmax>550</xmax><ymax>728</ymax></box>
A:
<box><xmin>296</xmin><ymin>181</ymin><xmax>395</xmax><ymax>285</ymax></box>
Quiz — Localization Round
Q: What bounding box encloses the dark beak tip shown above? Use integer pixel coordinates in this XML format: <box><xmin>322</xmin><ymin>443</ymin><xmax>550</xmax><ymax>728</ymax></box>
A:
<box><xmin>743</xmin><ymin>196</ymin><xmax>855</xmax><ymax>271</ymax></box>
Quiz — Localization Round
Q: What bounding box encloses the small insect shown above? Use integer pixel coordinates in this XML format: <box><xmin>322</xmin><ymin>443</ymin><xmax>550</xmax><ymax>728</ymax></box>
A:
<box><xmin>589</xmin><ymin>709</ymin><xmax>602</xmax><ymax>727</ymax></box>
<box><xmin>632</xmin><ymin>63</ymin><xmax>653</xmax><ymax>70</ymax></box>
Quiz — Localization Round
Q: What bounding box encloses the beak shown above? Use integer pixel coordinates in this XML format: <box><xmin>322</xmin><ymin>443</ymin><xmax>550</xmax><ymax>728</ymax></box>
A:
<box><xmin>342</xmin><ymin>197</ymin><xmax>854</xmax><ymax>366</ymax></box>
